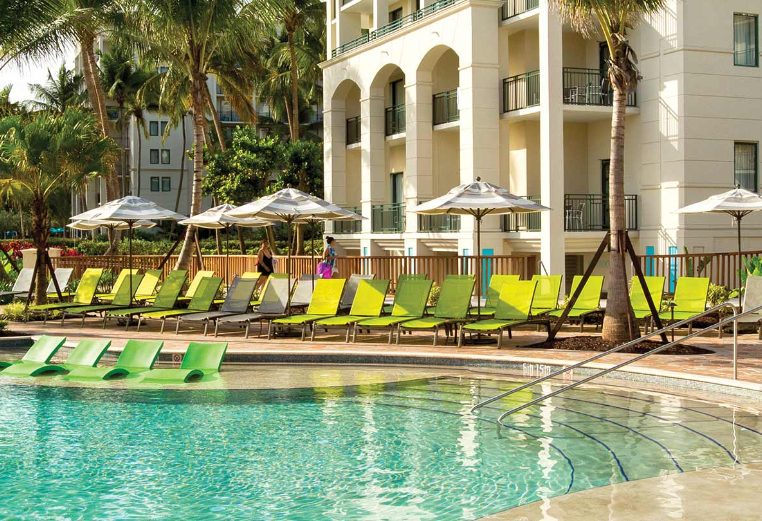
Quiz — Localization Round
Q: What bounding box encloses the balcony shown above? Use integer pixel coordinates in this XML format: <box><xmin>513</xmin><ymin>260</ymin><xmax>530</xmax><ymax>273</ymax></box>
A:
<box><xmin>563</xmin><ymin>68</ymin><xmax>636</xmax><ymax>107</ymax></box>
<box><xmin>331</xmin><ymin>0</ymin><xmax>464</xmax><ymax>58</ymax></box>
<box><xmin>334</xmin><ymin>207</ymin><xmax>362</xmax><ymax>234</ymax></box>
<box><xmin>385</xmin><ymin>105</ymin><xmax>405</xmax><ymax>136</ymax></box>
<box><xmin>218</xmin><ymin>107</ymin><xmax>241</xmax><ymax>122</ymax></box>
<box><xmin>346</xmin><ymin>116</ymin><xmax>361</xmax><ymax>145</ymax></box>
<box><xmin>503</xmin><ymin>71</ymin><xmax>540</xmax><ymax>112</ymax></box>
<box><xmin>372</xmin><ymin>203</ymin><xmax>405</xmax><ymax>233</ymax></box>
<box><xmin>418</xmin><ymin>211</ymin><xmax>460</xmax><ymax>232</ymax></box>
<box><xmin>500</xmin><ymin>194</ymin><xmax>638</xmax><ymax>232</ymax></box>
<box><xmin>433</xmin><ymin>90</ymin><xmax>458</xmax><ymax>125</ymax></box>
<box><xmin>501</xmin><ymin>0</ymin><xmax>538</xmax><ymax>20</ymax></box>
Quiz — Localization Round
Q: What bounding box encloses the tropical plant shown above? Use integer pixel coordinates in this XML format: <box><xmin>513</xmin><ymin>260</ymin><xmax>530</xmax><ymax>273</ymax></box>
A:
<box><xmin>0</xmin><ymin>109</ymin><xmax>116</xmax><ymax>303</ymax></box>
<box><xmin>742</xmin><ymin>256</ymin><xmax>762</xmax><ymax>286</ymax></box>
<box><xmin>0</xmin><ymin>86</ymin><xmax>25</xmax><ymax>117</ymax></box>
<box><xmin>27</xmin><ymin>64</ymin><xmax>86</xmax><ymax>113</ymax></box>
<box><xmin>683</xmin><ymin>246</ymin><xmax>712</xmax><ymax>277</ymax></box>
<box><xmin>551</xmin><ymin>0</ymin><xmax>666</xmax><ymax>343</ymax></box>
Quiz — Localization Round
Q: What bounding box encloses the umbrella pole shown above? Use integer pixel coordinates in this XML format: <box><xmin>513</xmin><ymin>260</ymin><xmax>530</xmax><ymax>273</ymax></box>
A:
<box><xmin>310</xmin><ymin>220</ymin><xmax>315</xmax><ymax>291</ymax></box>
<box><xmin>226</xmin><ymin>224</ymin><xmax>230</xmax><ymax>290</ymax></box>
<box><xmin>737</xmin><ymin>215</ymin><xmax>743</xmax><ymax>289</ymax></box>
<box><xmin>287</xmin><ymin>218</ymin><xmax>293</xmax><ymax>315</ymax></box>
<box><xmin>128</xmin><ymin>221</ymin><xmax>133</xmax><ymax>308</ymax></box>
<box><xmin>476</xmin><ymin>215</ymin><xmax>481</xmax><ymax>319</ymax></box>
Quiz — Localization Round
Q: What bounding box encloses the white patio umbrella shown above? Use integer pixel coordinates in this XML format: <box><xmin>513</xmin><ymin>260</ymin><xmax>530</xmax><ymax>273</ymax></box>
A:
<box><xmin>676</xmin><ymin>186</ymin><xmax>762</xmax><ymax>285</ymax></box>
<box><xmin>70</xmin><ymin>196</ymin><xmax>187</xmax><ymax>305</ymax></box>
<box><xmin>67</xmin><ymin>219</ymin><xmax>157</xmax><ymax>231</ymax></box>
<box><xmin>413</xmin><ymin>177</ymin><xmax>550</xmax><ymax>317</ymax></box>
<box><xmin>178</xmin><ymin>204</ymin><xmax>270</xmax><ymax>287</ymax></box>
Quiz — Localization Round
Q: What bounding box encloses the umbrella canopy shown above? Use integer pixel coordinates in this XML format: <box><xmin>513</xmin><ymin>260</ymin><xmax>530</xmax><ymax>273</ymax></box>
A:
<box><xmin>67</xmin><ymin>219</ymin><xmax>157</xmax><ymax>231</ymax></box>
<box><xmin>178</xmin><ymin>204</ymin><xmax>269</xmax><ymax>229</ymax></box>
<box><xmin>72</xmin><ymin>196</ymin><xmax>187</xmax><ymax>222</ymax></box>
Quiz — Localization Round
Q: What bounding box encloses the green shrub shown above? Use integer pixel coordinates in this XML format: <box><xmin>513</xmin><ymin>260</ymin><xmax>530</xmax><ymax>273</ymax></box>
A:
<box><xmin>428</xmin><ymin>283</ymin><xmax>440</xmax><ymax>307</ymax></box>
<box><xmin>707</xmin><ymin>283</ymin><xmax>732</xmax><ymax>310</ymax></box>
<box><xmin>2</xmin><ymin>302</ymin><xmax>28</xmax><ymax>322</ymax></box>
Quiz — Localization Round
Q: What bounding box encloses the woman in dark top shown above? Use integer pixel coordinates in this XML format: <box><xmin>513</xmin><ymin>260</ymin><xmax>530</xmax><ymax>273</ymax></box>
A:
<box><xmin>256</xmin><ymin>239</ymin><xmax>274</xmax><ymax>291</ymax></box>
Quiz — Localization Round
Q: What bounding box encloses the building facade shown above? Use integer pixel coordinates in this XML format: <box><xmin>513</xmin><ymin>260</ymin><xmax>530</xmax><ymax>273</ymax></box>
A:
<box><xmin>322</xmin><ymin>0</ymin><xmax>762</xmax><ymax>282</ymax></box>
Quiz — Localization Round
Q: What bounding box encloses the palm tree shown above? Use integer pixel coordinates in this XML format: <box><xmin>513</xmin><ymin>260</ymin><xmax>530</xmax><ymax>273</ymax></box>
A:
<box><xmin>551</xmin><ymin>0</ymin><xmax>665</xmax><ymax>343</ymax></box>
<box><xmin>0</xmin><ymin>109</ymin><xmax>116</xmax><ymax>303</ymax></box>
<box><xmin>0</xmin><ymin>86</ymin><xmax>25</xmax><ymax>117</ymax></box>
<box><xmin>27</xmin><ymin>64</ymin><xmax>86</xmax><ymax>113</ymax></box>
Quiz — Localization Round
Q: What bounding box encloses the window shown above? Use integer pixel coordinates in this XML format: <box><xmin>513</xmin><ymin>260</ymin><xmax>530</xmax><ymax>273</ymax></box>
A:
<box><xmin>150</xmin><ymin>176</ymin><xmax>160</xmax><ymax>192</ymax></box>
<box><xmin>390</xmin><ymin>79</ymin><xmax>404</xmax><ymax>107</ymax></box>
<box><xmin>735</xmin><ymin>142</ymin><xmax>758</xmax><ymax>191</ymax></box>
<box><xmin>149</xmin><ymin>121</ymin><xmax>159</xmax><ymax>136</ymax></box>
<box><xmin>734</xmin><ymin>13</ymin><xmax>758</xmax><ymax>66</ymax></box>
<box><xmin>389</xmin><ymin>7</ymin><xmax>403</xmax><ymax>22</ymax></box>
<box><xmin>158</xmin><ymin>66</ymin><xmax>169</xmax><ymax>74</ymax></box>
<box><xmin>391</xmin><ymin>172</ymin><xmax>403</xmax><ymax>205</ymax></box>
<box><xmin>161</xmin><ymin>149</ymin><xmax>170</xmax><ymax>164</ymax></box>
<box><xmin>161</xmin><ymin>176</ymin><xmax>171</xmax><ymax>192</ymax></box>
<box><xmin>160</xmin><ymin>121</ymin><xmax>168</xmax><ymax>136</ymax></box>
<box><xmin>149</xmin><ymin>149</ymin><xmax>159</xmax><ymax>164</ymax></box>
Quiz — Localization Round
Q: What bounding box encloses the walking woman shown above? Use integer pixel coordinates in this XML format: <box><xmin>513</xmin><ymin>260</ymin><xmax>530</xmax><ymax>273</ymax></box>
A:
<box><xmin>256</xmin><ymin>239</ymin><xmax>274</xmax><ymax>292</ymax></box>
<box><xmin>321</xmin><ymin>236</ymin><xmax>337</xmax><ymax>278</ymax></box>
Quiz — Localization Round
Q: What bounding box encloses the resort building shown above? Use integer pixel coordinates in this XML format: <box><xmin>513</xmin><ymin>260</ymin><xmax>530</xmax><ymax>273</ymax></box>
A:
<box><xmin>321</xmin><ymin>0</ymin><xmax>762</xmax><ymax>280</ymax></box>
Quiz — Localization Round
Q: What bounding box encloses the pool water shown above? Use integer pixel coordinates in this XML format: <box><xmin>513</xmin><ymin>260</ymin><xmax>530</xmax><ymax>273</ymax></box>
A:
<box><xmin>1</xmin><ymin>374</ymin><xmax>762</xmax><ymax>520</ymax></box>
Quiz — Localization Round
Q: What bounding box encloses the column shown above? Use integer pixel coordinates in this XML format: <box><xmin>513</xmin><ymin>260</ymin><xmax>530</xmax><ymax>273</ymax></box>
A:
<box><xmin>373</xmin><ymin>0</ymin><xmax>389</xmax><ymax>30</ymax></box>
<box><xmin>404</xmin><ymin>72</ymin><xmax>433</xmax><ymax>239</ymax></box>
<box><xmin>326</xmin><ymin>0</ymin><xmax>334</xmax><ymax>57</ymax></box>
<box><xmin>360</xmin><ymin>89</ymin><xmax>386</xmax><ymax>253</ymax></box>
<box><xmin>323</xmin><ymin>97</ymin><xmax>346</xmax><ymax>233</ymax></box>
<box><xmin>539</xmin><ymin>2</ymin><xmax>565</xmax><ymax>275</ymax></box>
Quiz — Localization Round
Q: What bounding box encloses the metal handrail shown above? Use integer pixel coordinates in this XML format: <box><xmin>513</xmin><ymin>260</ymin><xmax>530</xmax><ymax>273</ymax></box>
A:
<box><xmin>472</xmin><ymin>300</ymin><xmax>747</xmax><ymax>413</ymax></box>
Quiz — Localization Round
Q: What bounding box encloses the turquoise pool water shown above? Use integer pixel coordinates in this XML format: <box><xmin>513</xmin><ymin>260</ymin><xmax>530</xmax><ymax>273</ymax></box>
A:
<box><xmin>1</xmin><ymin>375</ymin><xmax>762</xmax><ymax>520</ymax></box>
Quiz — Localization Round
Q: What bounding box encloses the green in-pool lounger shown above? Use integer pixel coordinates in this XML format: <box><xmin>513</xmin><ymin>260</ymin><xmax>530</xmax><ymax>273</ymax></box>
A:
<box><xmin>469</xmin><ymin>274</ymin><xmax>520</xmax><ymax>317</ymax></box>
<box><xmin>397</xmin><ymin>275</ymin><xmax>475</xmax><ymax>345</ymax></box>
<box><xmin>59</xmin><ymin>273</ymin><xmax>144</xmax><ymax>326</ymax></box>
<box><xmin>658</xmin><ymin>276</ymin><xmax>710</xmax><ymax>334</ymax></box>
<box><xmin>355</xmin><ymin>278</ymin><xmax>433</xmax><ymax>343</ymax></box>
<box><xmin>312</xmin><ymin>279</ymin><xmax>390</xmax><ymax>342</ymax></box>
<box><xmin>459</xmin><ymin>280</ymin><xmax>546</xmax><ymax>347</ymax></box>
<box><xmin>138</xmin><ymin>276</ymin><xmax>223</xmax><ymax>333</ymax></box>
<box><xmin>104</xmin><ymin>270</ymin><xmax>189</xmax><ymax>330</ymax></box>
<box><xmin>270</xmin><ymin>278</ymin><xmax>346</xmax><ymax>340</ymax></box>
<box><xmin>28</xmin><ymin>268</ymin><xmax>104</xmax><ymax>323</ymax></box>
<box><xmin>1</xmin><ymin>337</ymin><xmax>110</xmax><ymax>377</ymax></box>
<box><xmin>0</xmin><ymin>335</ymin><xmax>66</xmax><ymax>372</ymax></box>
<box><xmin>63</xmin><ymin>339</ymin><xmax>164</xmax><ymax>380</ymax></box>
<box><xmin>94</xmin><ymin>269</ymin><xmax>138</xmax><ymax>302</ymax></box>
<box><xmin>214</xmin><ymin>277</ymin><xmax>292</xmax><ymax>338</ymax></box>
<box><xmin>175</xmin><ymin>276</ymin><xmax>258</xmax><ymax>335</ymax></box>
<box><xmin>530</xmin><ymin>274</ymin><xmax>563</xmax><ymax>315</ymax></box>
<box><xmin>547</xmin><ymin>275</ymin><xmax>605</xmax><ymax>332</ymax></box>
<box><xmin>140</xmin><ymin>341</ymin><xmax>228</xmax><ymax>383</ymax></box>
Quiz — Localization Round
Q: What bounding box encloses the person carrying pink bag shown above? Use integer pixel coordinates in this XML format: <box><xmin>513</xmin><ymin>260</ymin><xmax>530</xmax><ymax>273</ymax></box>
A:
<box><xmin>316</xmin><ymin>236</ymin><xmax>338</xmax><ymax>279</ymax></box>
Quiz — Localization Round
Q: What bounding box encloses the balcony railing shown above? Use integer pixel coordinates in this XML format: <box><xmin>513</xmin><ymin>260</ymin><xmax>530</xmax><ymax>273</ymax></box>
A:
<box><xmin>218</xmin><ymin>107</ymin><xmax>241</xmax><ymax>122</ymax></box>
<box><xmin>564</xmin><ymin>194</ymin><xmax>638</xmax><ymax>231</ymax></box>
<box><xmin>372</xmin><ymin>203</ymin><xmax>405</xmax><ymax>233</ymax></box>
<box><xmin>501</xmin><ymin>196</ymin><xmax>542</xmax><ymax>231</ymax></box>
<box><xmin>501</xmin><ymin>0</ymin><xmax>539</xmax><ymax>20</ymax></box>
<box><xmin>385</xmin><ymin>105</ymin><xmax>405</xmax><ymax>136</ymax></box>
<box><xmin>346</xmin><ymin>116</ymin><xmax>361</xmax><ymax>145</ymax></box>
<box><xmin>563</xmin><ymin>68</ymin><xmax>637</xmax><ymax>107</ymax></box>
<box><xmin>503</xmin><ymin>71</ymin><xmax>540</xmax><ymax>112</ymax></box>
<box><xmin>334</xmin><ymin>207</ymin><xmax>363</xmax><ymax>234</ymax></box>
<box><xmin>433</xmin><ymin>90</ymin><xmax>458</xmax><ymax>125</ymax></box>
<box><xmin>418</xmin><ymin>211</ymin><xmax>460</xmax><ymax>232</ymax></box>
<box><xmin>332</xmin><ymin>0</ymin><xmax>464</xmax><ymax>58</ymax></box>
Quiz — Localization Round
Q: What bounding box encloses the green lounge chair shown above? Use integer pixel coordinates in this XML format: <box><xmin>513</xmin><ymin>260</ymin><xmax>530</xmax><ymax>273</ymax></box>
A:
<box><xmin>460</xmin><ymin>280</ymin><xmax>545</xmax><ymax>347</ymax></box>
<box><xmin>547</xmin><ymin>275</ymin><xmax>605</xmax><ymax>332</ymax></box>
<box><xmin>175</xmin><ymin>270</ymin><xmax>215</xmax><ymax>304</ymax></box>
<box><xmin>0</xmin><ymin>268</ymin><xmax>34</xmax><ymax>301</ymax></box>
<box><xmin>290</xmin><ymin>274</ymin><xmax>319</xmax><ymax>308</ymax></box>
<box><xmin>658</xmin><ymin>276</ymin><xmax>710</xmax><ymax>334</ymax></box>
<box><xmin>355</xmin><ymin>278</ymin><xmax>433</xmax><ymax>343</ymax></box>
<box><xmin>630</xmin><ymin>275</ymin><xmax>665</xmax><ymax>329</ymax></box>
<box><xmin>105</xmin><ymin>270</ymin><xmax>189</xmax><ymax>330</ymax></box>
<box><xmin>95</xmin><ymin>269</ymin><xmax>138</xmax><ymax>302</ymax></box>
<box><xmin>382</xmin><ymin>274</ymin><xmax>427</xmax><ymax>313</ymax></box>
<box><xmin>133</xmin><ymin>269</ymin><xmax>163</xmax><ymax>301</ymax></box>
<box><xmin>138</xmin><ymin>276</ymin><xmax>224</xmax><ymax>333</ymax></box>
<box><xmin>270</xmin><ymin>278</ymin><xmax>347</xmax><ymax>340</ymax></box>
<box><xmin>29</xmin><ymin>268</ymin><xmax>104</xmax><ymax>323</ymax></box>
<box><xmin>44</xmin><ymin>268</ymin><xmax>75</xmax><ymax>300</ymax></box>
<box><xmin>175</xmin><ymin>277</ymin><xmax>258</xmax><ymax>335</ymax></box>
<box><xmin>214</xmin><ymin>277</ymin><xmax>292</xmax><ymax>338</ymax></box>
<box><xmin>1</xmin><ymin>338</ymin><xmax>110</xmax><ymax>377</ymax></box>
<box><xmin>470</xmin><ymin>274</ymin><xmax>520</xmax><ymax>317</ymax></box>
<box><xmin>398</xmin><ymin>276</ymin><xmax>475</xmax><ymax>346</ymax></box>
<box><xmin>338</xmin><ymin>274</ymin><xmax>376</xmax><ymax>311</ymax></box>
<box><xmin>530</xmin><ymin>274</ymin><xmax>563</xmax><ymax>315</ymax></box>
<box><xmin>59</xmin><ymin>273</ymin><xmax>144</xmax><ymax>326</ymax></box>
<box><xmin>0</xmin><ymin>335</ymin><xmax>66</xmax><ymax>372</ymax></box>
<box><xmin>140</xmin><ymin>341</ymin><xmax>228</xmax><ymax>384</ymax></box>
<box><xmin>63</xmin><ymin>339</ymin><xmax>164</xmax><ymax>380</ymax></box>
<box><xmin>312</xmin><ymin>279</ymin><xmax>390</xmax><ymax>342</ymax></box>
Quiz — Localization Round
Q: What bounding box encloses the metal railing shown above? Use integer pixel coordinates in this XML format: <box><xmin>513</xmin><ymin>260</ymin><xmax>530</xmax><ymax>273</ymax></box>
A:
<box><xmin>346</xmin><ymin>116</ymin><xmax>361</xmax><ymax>145</ymax></box>
<box><xmin>218</xmin><ymin>107</ymin><xmax>241</xmax><ymax>122</ymax></box>
<box><xmin>501</xmin><ymin>196</ymin><xmax>542</xmax><ymax>231</ymax></box>
<box><xmin>372</xmin><ymin>203</ymin><xmax>405</xmax><ymax>233</ymax></box>
<box><xmin>418</xmin><ymin>212</ymin><xmax>461</xmax><ymax>232</ymax></box>
<box><xmin>501</xmin><ymin>0</ymin><xmax>539</xmax><ymax>20</ymax></box>
<box><xmin>503</xmin><ymin>71</ymin><xmax>540</xmax><ymax>112</ymax></box>
<box><xmin>564</xmin><ymin>194</ymin><xmax>637</xmax><ymax>231</ymax></box>
<box><xmin>563</xmin><ymin>67</ymin><xmax>637</xmax><ymax>107</ymax></box>
<box><xmin>433</xmin><ymin>90</ymin><xmax>458</xmax><ymax>125</ymax></box>
<box><xmin>333</xmin><ymin>207</ymin><xmax>363</xmax><ymax>234</ymax></box>
<box><xmin>385</xmin><ymin>105</ymin><xmax>405</xmax><ymax>135</ymax></box>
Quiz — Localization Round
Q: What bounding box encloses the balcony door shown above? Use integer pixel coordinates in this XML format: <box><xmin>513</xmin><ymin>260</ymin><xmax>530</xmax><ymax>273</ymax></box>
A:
<box><xmin>601</xmin><ymin>159</ymin><xmax>610</xmax><ymax>229</ymax></box>
<box><xmin>391</xmin><ymin>173</ymin><xmax>403</xmax><ymax>205</ymax></box>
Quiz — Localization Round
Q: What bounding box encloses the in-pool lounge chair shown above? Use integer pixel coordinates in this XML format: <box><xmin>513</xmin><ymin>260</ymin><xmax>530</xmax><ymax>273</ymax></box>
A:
<box><xmin>398</xmin><ymin>275</ymin><xmax>475</xmax><ymax>346</ymax></box>
<box><xmin>1</xmin><ymin>338</ymin><xmax>110</xmax><ymax>377</ymax></box>
<box><xmin>138</xmin><ymin>277</ymin><xmax>223</xmax><ymax>333</ymax></box>
<box><xmin>270</xmin><ymin>278</ymin><xmax>346</xmax><ymax>340</ymax></box>
<box><xmin>737</xmin><ymin>275</ymin><xmax>762</xmax><ymax>339</ymax></box>
<box><xmin>140</xmin><ymin>341</ymin><xmax>228</xmax><ymax>383</ymax></box>
<box><xmin>530</xmin><ymin>275</ymin><xmax>563</xmax><ymax>315</ymax></box>
<box><xmin>630</xmin><ymin>275</ymin><xmax>665</xmax><ymax>331</ymax></box>
<box><xmin>0</xmin><ymin>268</ymin><xmax>33</xmax><ymax>301</ymax></box>
<box><xmin>658</xmin><ymin>276</ymin><xmax>710</xmax><ymax>335</ymax></box>
<box><xmin>175</xmin><ymin>277</ymin><xmax>258</xmax><ymax>335</ymax></box>
<box><xmin>547</xmin><ymin>275</ymin><xmax>605</xmax><ymax>332</ymax></box>
<box><xmin>470</xmin><ymin>274</ymin><xmax>520</xmax><ymax>317</ymax></box>
<box><xmin>104</xmin><ymin>270</ymin><xmax>188</xmax><ymax>330</ymax></box>
<box><xmin>64</xmin><ymin>339</ymin><xmax>164</xmax><ymax>380</ymax></box>
<box><xmin>60</xmin><ymin>273</ymin><xmax>144</xmax><ymax>326</ymax></box>
<box><xmin>175</xmin><ymin>270</ymin><xmax>215</xmax><ymax>304</ymax></box>
<box><xmin>355</xmin><ymin>278</ymin><xmax>433</xmax><ymax>343</ymax></box>
<box><xmin>29</xmin><ymin>268</ymin><xmax>104</xmax><ymax>323</ymax></box>
<box><xmin>459</xmin><ymin>280</ymin><xmax>544</xmax><ymax>347</ymax></box>
<box><xmin>312</xmin><ymin>279</ymin><xmax>390</xmax><ymax>342</ymax></box>
<box><xmin>338</xmin><ymin>274</ymin><xmax>376</xmax><ymax>311</ymax></box>
<box><xmin>44</xmin><ymin>268</ymin><xmax>75</xmax><ymax>300</ymax></box>
<box><xmin>95</xmin><ymin>269</ymin><xmax>138</xmax><ymax>302</ymax></box>
<box><xmin>213</xmin><ymin>277</ymin><xmax>292</xmax><ymax>338</ymax></box>
<box><xmin>0</xmin><ymin>335</ymin><xmax>66</xmax><ymax>372</ymax></box>
<box><xmin>133</xmin><ymin>269</ymin><xmax>163</xmax><ymax>301</ymax></box>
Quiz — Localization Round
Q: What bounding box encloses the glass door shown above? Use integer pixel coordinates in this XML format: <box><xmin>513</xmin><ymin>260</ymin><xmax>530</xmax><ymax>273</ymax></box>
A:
<box><xmin>601</xmin><ymin>159</ymin><xmax>610</xmax><ymax>229</ymax></box>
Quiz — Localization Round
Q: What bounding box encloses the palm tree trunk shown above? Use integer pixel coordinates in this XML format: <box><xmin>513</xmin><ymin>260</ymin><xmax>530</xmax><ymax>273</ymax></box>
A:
<box><xmin>204</xmin><ymin>83</ymin><xmax>226</xmax><ymax>151</ymax></box>
<box><xmin>175</xmin><ymin>113</ymin><xmax>186</xmax><ymax>212</ymax></box>
<box><xmin>136</xmin><ymin>130</ymin><xmax>142</xmax><ymax>196</ymax></box>
<box><xmin>287</xmin><ymin>29</ymin><xmax>300</xmax><ymax>141</ymax></box>
<box><xmin>601</xmin><ymin>85</ymin><xmax>636</xmax><ymax>343</ymax></box>
<box><xmin>31</xmin><ymin>195</ymin><xmax>49</xmax><ymax>304</ymax></box>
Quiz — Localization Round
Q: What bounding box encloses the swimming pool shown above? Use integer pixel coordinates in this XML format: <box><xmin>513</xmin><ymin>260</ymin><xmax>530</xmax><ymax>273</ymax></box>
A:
<box><xmin>1</xmin><ymin>371</ymin><xmax>761</xmax><ymax>520</ymax></box>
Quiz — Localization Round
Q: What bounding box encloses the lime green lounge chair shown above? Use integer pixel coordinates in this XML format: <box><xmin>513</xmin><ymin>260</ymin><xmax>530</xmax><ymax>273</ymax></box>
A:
<box><xmin>1</xmin><ymin>338</ymin><xmax>110</xmax><ymax>377</ymax></box>
<box><xmin>312</xmin><ymin>279</ymin><xmax>390</xmax><ymax>342</ymax></box>
<box><xmin>270</xmin><ymin>278</ymin><xmax>347</xmax><ymax>340</ymax></box>
<box><xmin>459</xmin><ymin>280</ymin><xmax>544</xmax><ymax>347</ymax></box>
<box><xmin>140</xmin><ymin>341</ymin><xmax>228</xmax><ymax>383</ymax></box>
<box><xmin>530</xmin><ymin>275</ymin><xmax>563</xmax><ymax>315</ymax></box>
<box><xmin>355</xmin><ymin>278</ymin><xmax>433</xmax><ymax>343</ymax></box>
<box><xmin>59</xmin><ymin>273</ymin><xmax>144</xmax><ymax>326</ymax></box>
<box><xmin>138</xmin><ymin>276</ymin><xmax>223</xmax><ymax>333</ymax></box>
<box><xmin>339</xmin><ymin>274</ymin><xmax>376</xmax><ymax>311</ymax></box>
<box><xmin>470</xmin><ymin>274</ymin><xmax>520</xmax><ymax>317</ymax></box>
<box><xmin>29</xmin><ymin>268</ymin><xmax>104</xmax><ymax>323</ymax></box>
<box><xmin>547</xmin><ymin>275</ymin><xmax>605</xmax><ymax>332</ymax></box>
<box><xmin>63</xmin><ymin>339</ymin><xmax>164</xmax><ymax>380</ymax></box>
<box><xmin>398</xmin><ymin>276</ymin><xmax>475</xmax><ymax>346</ymax></box>
<box><xmin>382</xmin><ymin>274</ymin><xmax>427</xmax><ymax>313</ymax></box>
<box><xmin>104</xmin><ymin>270</ymin><xmax>189</xmax><ymax>330</ymax></box>
<box><xmin>95</xmin><ymin>269</ymin><xmax>138</xmax><ymax>302</ymax></box>
<box><xmin>175</xmin><ymin>270</ymin><xmax>215</xmax><ymax>304</ymax></box>
<box><xmin>133</xmin><ymin>269</ymin><xmax>163</xmax><ymax>301</ymax></box>
<box><xmin>630</xmin><ymin>275</ymin><xmax>665</xmax><ymax>329</ymax></box>
<box><xmin>0</xmin><ymin>335</ymin><xmax>66</xmax><ymax>372</ymax></box>
<box><xmin>658</xmin><ymin>276</ymin><xmax>710</xmax><ymax>334</ymax></box>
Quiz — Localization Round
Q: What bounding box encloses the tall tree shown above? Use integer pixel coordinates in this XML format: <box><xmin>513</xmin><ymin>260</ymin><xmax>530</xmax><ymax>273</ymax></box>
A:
<box><xmin>27</xmin><ymin>64</ymin><xmax>86</xmax><ymax>113</ymax></box>
<box><xmin>551</xmin><ymin>0</ymin><xmax>665</xmax><ymax>343</ymax></box>
<box><xmin>0</xmin><ymin>86</ymin><xmax>25</xmax><ymax>117</ymax></box>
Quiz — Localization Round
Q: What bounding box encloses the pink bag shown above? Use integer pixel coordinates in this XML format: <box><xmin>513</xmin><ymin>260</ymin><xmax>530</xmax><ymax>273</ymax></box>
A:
<box><xmin>316</xmin><ymin>261</ymin><xmax>333</xmax><ymax>279</ymax></box>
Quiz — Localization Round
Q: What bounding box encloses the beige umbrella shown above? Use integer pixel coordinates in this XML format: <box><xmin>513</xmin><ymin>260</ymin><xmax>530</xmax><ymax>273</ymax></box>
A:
<box><xmin>67</xmin><ymin>219</ymin><xmax>157</xmax><ymax>231</ymax></box>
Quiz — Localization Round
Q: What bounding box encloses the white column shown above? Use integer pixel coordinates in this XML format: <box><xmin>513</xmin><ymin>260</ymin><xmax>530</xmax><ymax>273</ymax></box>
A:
<box><xmin>539</xmin><ymin>2</ymin><xmax>565</xmax><ymax>275</ymax></box>
<box><xmin>326</xmin><ymin>0</ymin><xmax>335</xmax><ymax>57</ymax></box>
<box><xmin>373</xmin><ymin>0</ymin><xmax>389</xmax><ymax>30</ymax></box>
<box><xmin>323</xmin><ymin>99</ymin><xmax>346</xmax><ymax>233</ymax></box>
<box><xmin>360</xmin><ymin>90</ymin><xmax>386</xmax><ymax>254</ymax></box>
<box><xmin>404</xmin><ymin>73</ymin><xmax>433</xmax><ymax>236</ymax></box>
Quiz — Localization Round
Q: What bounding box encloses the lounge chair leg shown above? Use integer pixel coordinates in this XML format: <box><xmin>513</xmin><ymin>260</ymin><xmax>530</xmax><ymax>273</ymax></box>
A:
<box><xmin>244</xmin><ymin>321</ymin><xmax>250</xmax><ymax>339</ymax></box>
<box><xmin>160</xmin><ymin>318</ymin><xmax>166</xmax><ymax>334</ymax></box>
<box><xmin>395</xmin><ymin>327</ymin><xmax>401</xmax><ymax>345</ymax></box>
<box><xmin>457</xmin><ymin>327</ymin><xmax>463</xmax><ymax>348</ymax></box>
<box><xmin>310</xmin><ymin>324</ymin><xmax>316</xmax><ymax>342</ymax></box>
<box><xmin>497</xmin><ymin>329</ymin><xmax>502</xmax><ymax>348</ymax></box>
<box><xmin>61</xmin><ymin>312</ymin><xmax>66</xmax><ymax>326</ymax></box>
<box><xmin>433</xmin><ymin>327</ymin><xmax>438</xmax><ymax>346</ymax></box>
<box><xmin>352</xmin><ymin>324</ymin><xmax>357</xmax><ymax>343</ymax></box>
<box><xmin>267</xmin><ymin>321</ymin><xmax>273</xmax><ymax>340</ymax></box>
<box><xmin>300</xmin><ymin>324</ymin><xmax>306</xmax><ymax>341</ymax></box>
<box><xmin>203</xmin><ymin>321</ymin><xmax>209</xmax><ymax>336</ymax></box>
<box><xmin>175</xmin><ymin>319</ymin><xmax>181</xmax><ymax>335</ymax></box>
<box><xmin>388</xmin><ymin>327</ymin><xmax>393</xmax><ymax>344</ymax></box>
<box><xmin>345</xmin><ymin>326</ymin><xmax>350</xmax><ymax>344</ymax></box>
<box><xmin>508</xmin><ymin>328</ymin><xmax>512</xmax><ymax>339</ymax></box>
<box><xmin>215</xmin><ymin>321</ymin><xmax>221</xmax><ymax>338</ymax></box>
<box><xmin>580</xmin><ymin>320</ymin><xmax>584</xmax><ymax>333</ymax></box>
<box><xmin>135</xmin><ymin>316</ymin><xmax>141</xmax><ymax>332</ymax></box>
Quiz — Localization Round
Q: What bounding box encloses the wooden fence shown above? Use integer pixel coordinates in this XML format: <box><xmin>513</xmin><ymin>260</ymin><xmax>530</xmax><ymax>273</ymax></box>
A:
<box><xmin>638</xmin><ymin>249</ymin><xmax>762</xmax><ymax>292</ymax></box>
